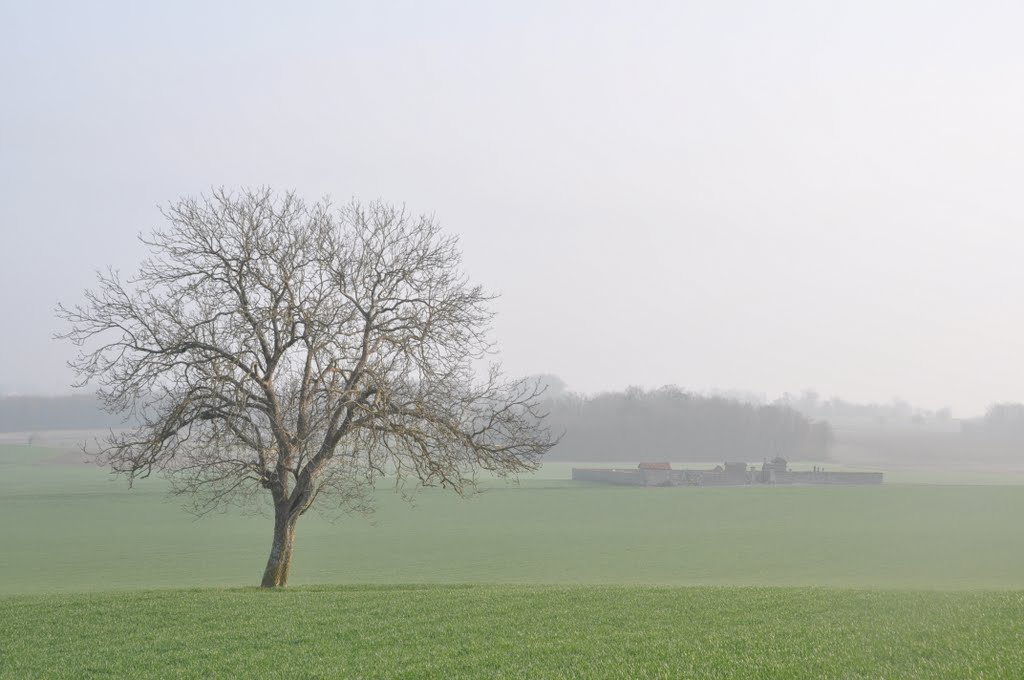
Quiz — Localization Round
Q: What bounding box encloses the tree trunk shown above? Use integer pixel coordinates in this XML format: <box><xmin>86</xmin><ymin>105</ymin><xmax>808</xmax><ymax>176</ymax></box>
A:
<box><xmin>260</xmin><ymin>509</ymin><xmax>298</xmax><ymax>588</ymax></box>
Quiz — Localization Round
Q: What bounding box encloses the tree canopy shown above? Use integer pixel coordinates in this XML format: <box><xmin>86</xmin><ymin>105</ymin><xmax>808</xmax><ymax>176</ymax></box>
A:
<box><xmin>58</xmin><ymin>188</ymin><xmax>553</xmax><ymax>587</ymax></box>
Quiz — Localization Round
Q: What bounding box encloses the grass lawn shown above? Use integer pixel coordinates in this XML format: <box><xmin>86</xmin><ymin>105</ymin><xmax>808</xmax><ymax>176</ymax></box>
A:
<box><xmin>3</xmin><ymin>445</ymin><xmax>1024</xmax><ymax>592</ymax></box>
<box><xmin>3</xmin><ymin>585</ymin><xmax>1024</xmax><ymax>679</ymax></box>
<box><xmin>4</xmin><ymin>444</ymin><xmax>1024</xmax><ymax>677</ymax></box>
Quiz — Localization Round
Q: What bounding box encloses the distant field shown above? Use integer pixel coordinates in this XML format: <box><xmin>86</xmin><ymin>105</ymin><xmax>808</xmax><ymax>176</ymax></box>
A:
<box><xmin>538</xmin><ymin>460</ymin><xmax>1024</xmax><ymax>485</ymax></box>
<box><xmin>5</xmin><ymin>443</ymin><xmax>1024</xmax><ymax>678</ymax></box>
<box><xmin>4</xmin><ymin>444</ymin><xmax>1024</xmax><ymax>593</ymax></box>
<box><xmin>3</xmin><ymin>585</ymin><xmax>1023</xmax><ymax>679</ymax></box>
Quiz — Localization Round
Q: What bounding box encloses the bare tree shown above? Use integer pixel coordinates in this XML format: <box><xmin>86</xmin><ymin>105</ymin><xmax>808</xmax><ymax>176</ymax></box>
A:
<box><xmin>57</xmin><ymin>188</ymin><xmax>553</xmax><ymax>588</ymax></box>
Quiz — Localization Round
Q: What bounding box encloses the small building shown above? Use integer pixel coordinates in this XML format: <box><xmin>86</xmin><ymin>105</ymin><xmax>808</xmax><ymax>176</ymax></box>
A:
<box><xmin>638</xmin><ymin>462</ymin><xmax>672</xmax><ymax>471</ymax></box>
<box><xmin>760</xmin><ymin>456</ymin><xmax>788</xmax><ymax>483</ymax></box>
<box><xmin>571</xmin><ymin>459</ymin><xmax>882</xmax><ymax>487</ymax></box>
<box><xmin>638</xmin><ymin>462</ymin><xmax>673</xmax><ymax>486</ymax></box>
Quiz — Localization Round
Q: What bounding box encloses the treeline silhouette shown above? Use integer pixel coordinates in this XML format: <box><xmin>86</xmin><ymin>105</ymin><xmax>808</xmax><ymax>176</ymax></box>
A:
<box><xmin>777</xmin><ymin>390</ymin><xmax>953</xmax><ymax>424</ymax></box>
<box><xmin>543</xmin><ymin>386</ymin><xmax>834</xmax><ymax>462</ymax></box>
<box><xmin>962</xmin><ymin>403</ymin><xmax>1024</xmax><ymax>440</ymax></box>
<box><xmin>2</xmin><ymin>388</ymin><xmax>834</xmax><ymax>461</ymax></box>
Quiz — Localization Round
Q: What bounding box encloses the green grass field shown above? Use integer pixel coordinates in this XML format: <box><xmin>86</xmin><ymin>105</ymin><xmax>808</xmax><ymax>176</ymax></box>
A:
<box><xmin>3</xmin><ymin>586</ymin><xmax>1024</xmax><ymax>679</ymax></box>
<box><xmin>4</xmin><ymin>443</ymin><xmax>1024</xmax><ymax>677</ymax></box>
<box><xmin>3</xmin><ymin>445</ymin><xmax>1024</xmax><ymax>592</ymax></box>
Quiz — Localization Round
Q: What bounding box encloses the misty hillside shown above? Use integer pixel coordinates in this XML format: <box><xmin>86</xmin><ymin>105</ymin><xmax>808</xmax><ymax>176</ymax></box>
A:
<box><xmin>7</xmin><ymin>391</ymin><xmax>1024</xmax><ymax>467</ymax></box>
<box><xmin>542</xmin><ymin>386</ymin><xmax>833</xmax><ymax>462</ymax></box>
<box><xmin>0</xmin><ymin>389</ymin><xmax>831</xmax><ymax>462</ymax></box>
<box><xmin>0</xmin><ymin>395</ymin><xmax>130</xmax><ymax>433</ymax></box>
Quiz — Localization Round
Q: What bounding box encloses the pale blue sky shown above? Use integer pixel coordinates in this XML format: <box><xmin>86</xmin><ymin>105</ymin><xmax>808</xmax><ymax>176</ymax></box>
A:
<box><xmin>3</xmin><ymin>1</ymin><xmax>1024</xmax><ymax>415</ymax></box>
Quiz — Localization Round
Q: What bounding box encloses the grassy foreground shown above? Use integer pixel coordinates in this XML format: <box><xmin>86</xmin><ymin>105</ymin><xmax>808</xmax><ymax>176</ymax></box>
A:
<box><xmin>5</xmin><ymin>445</ymin><xmax>1024</xmax><ymax>677</ymax></box>
<box><xmin>2</xmin><ymin>585</ymin><xmax>1023</xmax><ymax>679</ymax></box>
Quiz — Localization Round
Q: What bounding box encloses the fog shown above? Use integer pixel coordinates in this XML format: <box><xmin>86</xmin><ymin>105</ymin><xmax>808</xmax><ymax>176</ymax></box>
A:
<box><xmin>6</xmin><ymin>10</ymin><xmax>1024</xmax><ymax>673</ymax></box>
<box><xmin>4</xmin><ymin>1</ymin><xmax>1024</xmax><ymax>417</ymax></box>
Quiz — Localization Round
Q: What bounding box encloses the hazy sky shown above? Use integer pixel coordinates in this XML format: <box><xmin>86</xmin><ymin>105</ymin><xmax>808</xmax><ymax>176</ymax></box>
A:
<box><xmin>3</xmin><ymin>1</ymin><xmax>1024</xmax><ymax>416</ymax></box>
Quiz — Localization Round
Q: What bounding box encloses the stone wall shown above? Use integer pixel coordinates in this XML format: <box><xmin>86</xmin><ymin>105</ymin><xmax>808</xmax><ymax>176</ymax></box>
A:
<box><xmin>571</xmin><ymin>468</ymin><xmax>644</xmax><ymax>485</ymax></box>
<box><xmin>775</xmin><ymin>471</ymin><xmax>884</xmax><ymax>485</ymax></box>
<box><xmin>572</xmin><ymin>466</ymin><xmax>884</xmax><ymax>487</ymax></box>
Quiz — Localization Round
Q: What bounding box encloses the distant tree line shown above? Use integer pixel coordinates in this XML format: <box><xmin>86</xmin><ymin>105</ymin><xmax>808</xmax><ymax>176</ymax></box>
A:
<box><xmin>961</xmin><ymin>403</ymin><xmax>1024</xmax><ymax>440</ymax></box>
<box><xmin>1</xmin><ymin>386</ymin><xmax>836</xmax><ymax>461</ymax></box>
<box><xmin>542</xmin><ymin>385</ymin><xmax>834</xmax><ymax>461</ymax></box>
<box><xmin>0</xmin><ymin>394</ymin><xmax>132</xmax><ymax>432</ymax></box>
<box><xmin>777</xmin><ymin>390</ymin><xmax>953</xmax><ymax>425</ymax></box>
